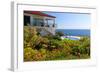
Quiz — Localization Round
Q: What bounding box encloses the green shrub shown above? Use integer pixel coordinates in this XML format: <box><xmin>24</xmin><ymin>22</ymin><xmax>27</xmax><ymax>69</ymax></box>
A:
<box><xmin>24</xmin><ymin>48</ymin><xmax>47</xmax><ymax>61</ymax></box>
<box><xmin>71</xmin><ymin>46</ymin><xmax>80</xmax><ymax>56</ymax></box>
<box><xmin>24</xmin><ymin>26</ymin><xmax>49</xmax><ymax>50</ymax></box>
<box><xmin>24</xmin><ymin>26</ymin><xmax>37</xmax><ymax>48</ymax></box>
<box><xmin>56</xmin><ymin>31</ymin><xmax>64</xmax><ymax>36</ymax></box>
<box><xmin>47</xmin><ymin>39</ymin><xmax>63</xmax><ymax>51</ymax></box>
<box><xmin>78</xmin><ymin>37</ymin><xmax>90</xmax><ymax>55</ymax></box>
<box><xmin>33</xmin><ymin>37</ymin><xmax>49</xmax><ymax>50</ymax></box>
<box><xmin>63</xmin><ymin>44</ymin><xmax>72</xmax><ymax>55</ymax></box>
<box><xmin>24</xmin><ymin>26</ymin><xmax>90</xmax><ymax>61</ymax></box>
<box><xmin>52</xmin><ymin>35</ymin><xmax>61</xmax><ymax>40</ymax></box>
<box><xmin>46</xmin><ymin>49</ymin><xmax>62</xmax><ymax>60</ymax></box>
<box><xmin>24</xmin><ymin>48</ymin><xmax>37</xmax><ymax>61</ymax></box>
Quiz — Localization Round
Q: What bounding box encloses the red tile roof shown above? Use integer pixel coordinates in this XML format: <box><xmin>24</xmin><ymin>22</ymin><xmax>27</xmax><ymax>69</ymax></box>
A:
<box><xmin>24</xmin><ymin>11</ymin><xmax>56</xmax><ymax>18</ymax></box>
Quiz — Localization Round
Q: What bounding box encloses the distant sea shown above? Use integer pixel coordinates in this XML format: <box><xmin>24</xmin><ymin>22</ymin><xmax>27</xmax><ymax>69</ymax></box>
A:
<box><xmin>56</xmin><ymin>29</ymin><xmax>90</xmax><ymax>36</ymax></box>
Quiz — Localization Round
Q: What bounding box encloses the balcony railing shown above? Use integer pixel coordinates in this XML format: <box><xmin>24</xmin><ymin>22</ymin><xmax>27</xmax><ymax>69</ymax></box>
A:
<box><xmin>33</xmin><ymin>23</ymin><xmax>57</xmax><ymax>28</ymax></box>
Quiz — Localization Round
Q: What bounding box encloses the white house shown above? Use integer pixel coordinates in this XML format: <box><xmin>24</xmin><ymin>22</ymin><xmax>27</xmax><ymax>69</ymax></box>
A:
<box><xmin>24</xmin><ymin>11</ymin><xmax>57</xmax><ymax>35</ymax></box>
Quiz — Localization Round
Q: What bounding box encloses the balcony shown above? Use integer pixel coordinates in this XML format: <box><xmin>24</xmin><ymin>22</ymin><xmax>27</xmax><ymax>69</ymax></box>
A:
<box><xmin>33</xmin><ymin>23</ymin><xmax>57</xmax><ymax>28</ymax></box>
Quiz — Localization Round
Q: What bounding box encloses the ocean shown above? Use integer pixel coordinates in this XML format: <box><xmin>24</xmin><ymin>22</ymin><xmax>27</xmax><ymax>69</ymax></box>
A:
<box><xmin>56</xmin><ymin>29</ymin><xmax>90</xmax><ymax>36</ymax></box>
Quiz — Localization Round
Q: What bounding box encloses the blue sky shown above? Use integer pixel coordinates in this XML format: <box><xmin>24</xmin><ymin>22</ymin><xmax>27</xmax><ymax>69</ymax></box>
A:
<box><xmin>44</xmin><ymin>12</ymin><xmax>91</xmax><ymax>29</ymax></box>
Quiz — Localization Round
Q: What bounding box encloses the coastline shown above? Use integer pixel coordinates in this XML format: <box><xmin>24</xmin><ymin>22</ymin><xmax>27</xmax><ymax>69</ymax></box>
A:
<box><xmin>61</xmin><ymin>35</ymin><xmax>81</xmax><ymax>40</ymax></box>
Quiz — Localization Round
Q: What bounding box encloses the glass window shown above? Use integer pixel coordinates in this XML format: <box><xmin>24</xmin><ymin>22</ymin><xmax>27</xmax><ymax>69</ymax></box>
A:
<box><xmin>33</xmin><ymin>18</ymin><xmax>44</xmax><ymax>26</ymax></box>
<box><xmin>47</xmin><ymin>19</ymin><xmax>54</xmax><ymax>25</ymax></box>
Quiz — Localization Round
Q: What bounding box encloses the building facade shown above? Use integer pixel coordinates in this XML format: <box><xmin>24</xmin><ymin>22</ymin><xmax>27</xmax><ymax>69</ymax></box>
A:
<box><xmin>24</xmin><ymin>11</ymin><xmax>57</xmax><ymax>35</ymax></box>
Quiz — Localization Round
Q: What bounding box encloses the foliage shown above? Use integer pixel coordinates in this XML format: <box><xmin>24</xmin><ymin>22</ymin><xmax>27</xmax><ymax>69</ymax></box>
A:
<box><xmin>24</xmin><ymin>26</ymin><xmax>37</xmax><ymax>48</ymax></box>
<box><xmin>55</xmin><ymin>31</ymin><xmax>65</xmax><ymax>36</ymax></box>
<box><xmin>47</xmin><ymin>39</ymin><xmax>63</xmax><ymax>51</ymax></box>
<box><xmin>24</xmin><ymin>48</ymin><xmax>47</xmax><ymax>61</ymax></box>
<box><xmin>79</xmin><ymin>37</ymin><xmax>90</xmax><ymax>55</ymax></box>
<box><xmin>24</xmin><ymin>48</ymin><xmax>37</xmax><ymax>61</ymax></box>
<box><xmin>24</xmin><ymin>26</ymin><xmax>90</xmax><ymax>61</ymax></box>
<box><xmin>52</xmin><ymin>35</ymin><xmax>62</xmax><ymax>41</ymax></box>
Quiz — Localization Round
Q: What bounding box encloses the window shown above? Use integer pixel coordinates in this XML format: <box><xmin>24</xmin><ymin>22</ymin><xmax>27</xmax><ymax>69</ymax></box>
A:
<box><xmin>33</xmin><ymin>18</ymin><xmax>44</xmax><ymax>26</ymax></box>
<box><xmin>24</xmin><ymin>15</ymin><xmax>30</xmax><ymax>26</ymax></box>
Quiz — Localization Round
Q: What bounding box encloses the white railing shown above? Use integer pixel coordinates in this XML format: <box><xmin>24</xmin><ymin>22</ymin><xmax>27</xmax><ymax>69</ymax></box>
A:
<box><xmin>33</xmin><ymin>23</ymin><xmax>57</xmax><ymax>28</ymax></box>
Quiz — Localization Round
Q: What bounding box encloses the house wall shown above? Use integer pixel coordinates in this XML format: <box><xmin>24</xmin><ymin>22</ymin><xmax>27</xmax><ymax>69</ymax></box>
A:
<box><xmin>24</xmin><ymin>13</ymin><xmax>55</xmax><ymax>26</ymax></box>
<box><xmin>24</xmin><ymin>13</ymin><xmax>56</xmax><ymax>35</ymax></box>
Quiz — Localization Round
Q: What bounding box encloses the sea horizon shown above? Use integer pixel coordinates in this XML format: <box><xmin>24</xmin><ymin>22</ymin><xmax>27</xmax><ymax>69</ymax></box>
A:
<box><xmin>56</xmin><ymin>29</ymin><xmax>90</xmax><ymax>36</ymax></box>
<box><xmin>56</xmin><ymin>28</ymin><xmax>90</xmax><ymax>30</ymax></box>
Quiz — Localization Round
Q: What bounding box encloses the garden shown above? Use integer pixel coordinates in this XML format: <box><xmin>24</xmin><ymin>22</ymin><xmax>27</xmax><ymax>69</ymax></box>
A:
<box><xmin>24</xmin><ymin>26</ymin><xmax>90</xmax><ymax>61</ymax></box>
